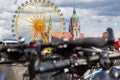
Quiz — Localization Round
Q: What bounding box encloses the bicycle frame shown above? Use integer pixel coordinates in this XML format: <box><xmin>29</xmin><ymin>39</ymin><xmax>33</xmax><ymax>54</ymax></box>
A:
<box><xmin>83</xmin><ymin>68</ymin><xmax>102</xmax><ymax>80</ymax></box>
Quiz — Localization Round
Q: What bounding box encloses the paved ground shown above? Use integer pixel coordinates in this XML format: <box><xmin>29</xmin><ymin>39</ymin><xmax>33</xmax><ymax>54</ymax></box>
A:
<box><xmin>11</xmin><ymin>65</ymin><xmax>27</xmax><ymax>80</ymax></box>
<box><xmin>0</xmin><ymin>65</ymin><xmax>27</xmax><ymax>80</ymax></box>
<box><xmin>0</xmin><ymin>65</ymin><xmax>120</xmax><ymax>80</ymax></box>
<box><xmin>0</xmin><ymin>65</ymin><xmax>16</xmax><ymax>80</ymax></box>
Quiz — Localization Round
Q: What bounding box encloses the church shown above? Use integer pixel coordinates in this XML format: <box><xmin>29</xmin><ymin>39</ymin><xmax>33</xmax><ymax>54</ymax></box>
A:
<box><xmin>69</xmin><ymin>8</ymin><xmax>81</xmax><ymax>40</ymax></box>
<box><xmin>53</xmin><ymin>7</ymin><xmax>84</xmax><ymax>40</ymax></box>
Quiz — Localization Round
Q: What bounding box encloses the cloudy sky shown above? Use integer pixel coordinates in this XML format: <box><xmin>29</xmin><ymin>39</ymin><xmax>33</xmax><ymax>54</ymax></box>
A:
<box><xmin>0</xmin><ymin>0</ymin><xmax>120</xmax><ymax>41</ymax></box>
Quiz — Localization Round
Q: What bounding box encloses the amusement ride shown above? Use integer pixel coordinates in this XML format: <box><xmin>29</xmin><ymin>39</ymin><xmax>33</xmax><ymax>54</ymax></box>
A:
<box><xmin>11</xmin><ymin>0</ymin><xmax>65</xmax><ymax>43</ymax></box>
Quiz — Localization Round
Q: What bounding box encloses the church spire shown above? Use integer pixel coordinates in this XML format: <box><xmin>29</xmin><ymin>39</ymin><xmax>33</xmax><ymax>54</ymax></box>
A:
<box><xmin>49</xmin><ymin>15</ymin><xmax>52</xmax><ymax>26</ymax></box>
<box><xmin>71</xmin><ymin>8</ymin><xmax>78</xmax><ymax>20</ymax></box>
<box><xmin>48</xmin><ymin>15</ymin><xmax>52</xmax><ymax>42</ymax></box>
<box><xmin>73</xmin><ymin>8</ymin><xmax>76</xmax><ymax>14</ymax></box>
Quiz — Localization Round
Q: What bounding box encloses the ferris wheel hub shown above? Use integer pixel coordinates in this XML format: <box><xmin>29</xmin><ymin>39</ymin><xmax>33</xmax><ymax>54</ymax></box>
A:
<box><xmin>33</xmin><ymin>17</ymin><xmax>46</xmax><ymax>33</ymax></box>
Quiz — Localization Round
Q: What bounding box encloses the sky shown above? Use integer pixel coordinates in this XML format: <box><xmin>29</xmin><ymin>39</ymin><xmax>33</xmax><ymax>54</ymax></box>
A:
<box><xmin>0</xmin><ymin>0</ymin><xmax>120</xmax><ymax>41</ymax></box>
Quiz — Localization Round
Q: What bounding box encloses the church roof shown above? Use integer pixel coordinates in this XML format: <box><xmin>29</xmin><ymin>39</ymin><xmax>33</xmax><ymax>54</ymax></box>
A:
<box><xmin>53</xmin><ymin>32</ymin><xmax>73</xmax><ymax>40</ymax></box>
<box><xmin>72</xmin><ymin>8</ymin><xmax>78</xmax><ymax>19</ymax></box>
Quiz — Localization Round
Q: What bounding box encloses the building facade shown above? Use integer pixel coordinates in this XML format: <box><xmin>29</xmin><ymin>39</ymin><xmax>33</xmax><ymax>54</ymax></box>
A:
<box><xmin>69</xmin><ymin>8</ymin><xmax>80</xmax><ymax>40</ymax></box>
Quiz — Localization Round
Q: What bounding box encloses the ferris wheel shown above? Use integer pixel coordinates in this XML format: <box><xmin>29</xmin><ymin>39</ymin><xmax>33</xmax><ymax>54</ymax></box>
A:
<box><xmin>11</xmin><ymin>0</ymin><xmax>65</xmax><ymax>43</ymax></box>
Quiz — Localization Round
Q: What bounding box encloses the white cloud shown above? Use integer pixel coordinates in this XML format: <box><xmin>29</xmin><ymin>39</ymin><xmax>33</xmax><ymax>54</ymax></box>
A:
<box><xmin>0</xmin><ymin>12</ymin><xmax>12</xmax><ymax>20</ymax></box>
<box><xmin>76</xmin><ymin>0</ymin><xmax>98</xmax><ymax>3</ymax></box>
<box><xmin>9</xmin><ymin>5</ymin><xmax>18</xmax><ymax>11</ymax></box>
<box><xmin>0</xmin><ymin>0</ymin><xmax>14</xmax><ymax>6</ymax></box>
<box><xmin>59</xmin><ymin>6</ymin><xmax>120</xmax><ymax>39</ymax></box>
<box><xmin>0</xmin><ymin>0</ymin><xmax>120</xmax><ymax>40</ymax></box>
<box><xmin>0</xmin><ymin>27</ymin><xmax>12</xmax><ymax>40</ymax></box>
<box><xmin>91</xmin><ymin>15</ymin><xmax>110</xmax><ymax>23</ymax></box>
<box><xmin>54</xmin><ymin>0</ymin><xmax>100</xmax><ymax>6</ymax></box>
<box><xmin>0</xmin><ymin>20</ymin><xmax>5</xmax><ymax>25</ymax></box>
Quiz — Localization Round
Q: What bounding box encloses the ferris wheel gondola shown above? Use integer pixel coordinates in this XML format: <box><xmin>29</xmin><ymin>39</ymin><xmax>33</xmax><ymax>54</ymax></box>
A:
<box><xmin>11</xmin><ymin>0</ymin><xmax>65</xmax><ymax>43</ymax></box>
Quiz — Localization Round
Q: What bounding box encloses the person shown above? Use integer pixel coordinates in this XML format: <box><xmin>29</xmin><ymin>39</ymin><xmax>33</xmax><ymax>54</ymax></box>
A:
<box><xmin>102</xmin><ymin>31</ymin><xmax>115</xmax><ymax>51</ymax></box>
<box><xmin>102</xmin><ymin>32</ymin><xmax>108</xmax><ymax>38</ymax></box>
<box><xmin>102</xmin><ymin>32</ymin><xmax>109</xmax><ymax>50</ymax></box>
<box><xmin>114</xmin><ymin>38</ymin><xmax>120</xmax><ymax>52</ymax></box>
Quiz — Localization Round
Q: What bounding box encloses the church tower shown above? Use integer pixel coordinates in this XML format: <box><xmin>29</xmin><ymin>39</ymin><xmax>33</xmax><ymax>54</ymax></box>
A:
<box><xmin>69</xmin><ymin>8</ymin><xmax>80</xmax><ymax>40</ymax></box>
<box><xmin>48</xmin><ymin>16</ymin><xmax>52</xmax><ymax>42</ymax></box>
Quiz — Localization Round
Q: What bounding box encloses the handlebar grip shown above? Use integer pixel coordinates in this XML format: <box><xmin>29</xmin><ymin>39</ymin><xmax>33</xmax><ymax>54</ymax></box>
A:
<box><xmin>39</xmin><ymin>59</ymin><xmax>70</xmax><ymax>73</ymax></box>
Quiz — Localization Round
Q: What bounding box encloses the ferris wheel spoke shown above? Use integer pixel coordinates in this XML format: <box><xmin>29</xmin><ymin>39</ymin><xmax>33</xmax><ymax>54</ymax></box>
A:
<box><xmin>35</xmin><ymin>2</ymin><xmax>39</xmax><ymax>18</ymax></box>
<box><xmin>39</xmin><ymin>33</ymin><xmax>45</xmax><ymax>43</ymax></box>
<box><xmin>49</xmin><ymin>10</ymin><xmax>63</xmax><ymax>32</ymax></box>
<box><xmin>39</xmin><ymin>32</ymin><xmax>42</xmax><ymax>40</ymax></box>
<box><xmin>27</xmin><ymin>3</ymin><xmax>36</xmax><ymax>20</ymax></box>
<box><xmin>44</xmin><ymin>13</ymin><xmax>48</xmax><ymax>22</ymax></box>
<box><xmin>39</xmin><ymin>2</ymin><xmax>45</xmax><ymax>18</ymax></box>
<box><xmin>23</xmin><ymin>13</ymin><xmax>35</xmax><ymax>22</ymax></box>
<box><xmin>52</xmin><ymin>26</ymin><xmax>60</xmax><ymax>28</ymax></box>
<box><xmin>21</xmin><ymin>3</ymin><xmax>35</xmax><ymax>22</ymax></box>
<box><xmin>44</xmin><ymin>6</ymin><xmax>51</xmax><ymax>21</ymax></box>
<box><xmin>50</xmin><ymin>12</ymin><xmax>56</xmax><ymax>19</ymax></box>
<box><xmin>39</xmin><ymin>32</ymin><xmax>48</xmax><ymax>43</ymax></box>
<box><xmin>17</xmin><ymin>23</ymin><xmax>32</xmax><ymax>27</ymax></box>
<box><xmin>18</xmin><ymin>15</ymin><xmax>33</xmax><ymax>24</ymax></box>
<box><xmin>45</xmin><ymin>34</ymin><xmax>48</xmax><ymax>43</ymax></box>
<box><xmin>24</xmin><ymin>31</ymin><xmax>33</xmax><ymax>39</ymax></box>
<box><xmin>28</xmin><ymin>16</ymin><xmax>35</xmax><ymax>22</ymax></box>
<box><xmin>19</xmin><ymin>28</ymin><xmax>32</xmax><ymax>33</ymax></box>
<box><xmin>39</xmin><ymin>32</ymin><xmax>47</xmax><ymax>43</ymax></box>
<box><xmin>41</xmin><ymin>32</ymin><xmax>48</xmax><ymax>43</ymax></box>
<box><xmin>41</xmin><ymin>3</ymin><xmax>44</xmax><ymax>13</ymax></box>
<box><xmin>31</xmin><ymin>32</ymin><xmax>39</xmax><ymax>41</ymax></box>
<box><xmin>50</xmin><ymin>12</ymin><xmax>61</xmax><ymax>23</ymax></box>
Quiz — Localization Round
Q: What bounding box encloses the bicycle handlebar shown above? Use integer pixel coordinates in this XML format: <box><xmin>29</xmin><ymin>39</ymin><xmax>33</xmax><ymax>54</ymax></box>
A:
<box><xmin>39</xmin><ymin>59</ymin><xmax>70</xmax><ymax>73</ymax></box>
<box><xmin>87</xmin><ymin>52</ymin><xmax>120</xmax><ymax>62</ymax></box>
<box><xmin>0</xmin><ymin>44</ymin><xmax>28</xmax><ymax>52</ymax></box>
<box><xmin>39</xmin><ymin>51</ymin><xmax>120</xmax><ymax>73</ymax></box>
<box><xmin>39</xmin><ymin>37</ymin><xmax>107</xmax><ymax>49</ymax></box>
<box><xmin>0</xmin><ymin>37</ymin><xmax>109</xmax><ymax>52</ymax></box>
